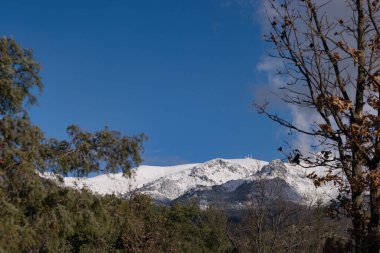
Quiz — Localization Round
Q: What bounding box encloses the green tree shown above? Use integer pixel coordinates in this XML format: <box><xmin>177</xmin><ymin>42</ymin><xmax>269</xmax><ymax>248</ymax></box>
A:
<box><xmin>0</xmin><ymin>37</ymin><xmax>232</xmax><ymax>253</ymax></box>
<box><xmin>0</xmin><ymin>37</ymin><xmax>145</xmax><ymax>252</ymax></box>
<box><xmin>0</xmin><ymin>37</ymin><xmax>146</xmax><ymax>176</ymax></box>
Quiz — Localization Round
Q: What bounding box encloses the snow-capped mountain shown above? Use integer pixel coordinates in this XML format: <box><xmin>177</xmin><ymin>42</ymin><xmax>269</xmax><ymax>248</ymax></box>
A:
<box><xmin>63</xmin><ymin>158</ymin><xmax>337</xmax><ymax>206</ymax></box>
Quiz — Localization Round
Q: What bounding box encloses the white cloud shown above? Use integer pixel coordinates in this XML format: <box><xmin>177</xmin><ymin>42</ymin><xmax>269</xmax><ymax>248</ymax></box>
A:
<box><xmin>254</xmin><ymin>0</ymin><xmax>354</xmax><ymax>154</ymax></box>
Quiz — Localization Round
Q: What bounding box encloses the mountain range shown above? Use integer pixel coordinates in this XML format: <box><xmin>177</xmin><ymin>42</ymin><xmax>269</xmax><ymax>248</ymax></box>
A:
<box><xmin>61</xmin><ymin>158</ymin><xmax>338</xmax><ymax>208</ymax></box>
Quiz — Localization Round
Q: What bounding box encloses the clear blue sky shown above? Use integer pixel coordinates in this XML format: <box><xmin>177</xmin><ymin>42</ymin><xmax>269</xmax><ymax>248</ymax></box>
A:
<box><xmin>1</xmin><ymin>0</ymin><xmax>284</xmax><ymax>165</ymax></box>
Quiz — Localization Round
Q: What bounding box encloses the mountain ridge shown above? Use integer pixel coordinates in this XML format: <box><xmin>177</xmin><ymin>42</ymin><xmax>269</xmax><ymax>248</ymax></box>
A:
<box><xmin>63</xmin><ymin>157</ymin><xmax>337</xmax><ymax>206</ymax></box>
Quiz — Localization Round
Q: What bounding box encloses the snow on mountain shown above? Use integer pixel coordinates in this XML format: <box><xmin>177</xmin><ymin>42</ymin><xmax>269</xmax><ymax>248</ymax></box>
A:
<box><xmin>64</xmin><ymin>163</ymin><xmax>198</xmax><ymax>195</ymax></box>
<box><xmin>254</xmin><ymin>159</ymin><xmax>337</xmax><ymax>204</ymax></box>
<box><xmin>63</xmin><ymin>157</ymin><xmax>338</xmax><ymax>205</ymax></box>
<box><xmin>137</xmin><ymin>158</ymin><xmax>268</xmax><ymax>201</ymax></box>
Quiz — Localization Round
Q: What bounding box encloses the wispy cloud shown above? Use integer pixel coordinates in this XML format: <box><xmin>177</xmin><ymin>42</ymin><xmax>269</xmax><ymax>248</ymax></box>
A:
<box><xmin>253</xmin><ymin>0</ymin><xmax>352</xmax><ymax>154</ymax></box>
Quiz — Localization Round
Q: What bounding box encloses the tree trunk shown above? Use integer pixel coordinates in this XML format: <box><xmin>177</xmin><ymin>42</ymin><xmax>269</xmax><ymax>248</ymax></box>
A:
<box><xmin>352</xmin><ymin>190</ymin><xmax>365</xmax><ymax>253</ymax></box>
<box><xmin>368</xmin><ymin>167</ymin><xmax>380</xmax><ymax>253</ymax></box>
<box><xmin>351</xmin><ymin>155</ymin><xmax>366</xmax><ymax>253</ymax></box>
<box><xmin>353</xmin><ymin>1</ymin><xmax>367</xmax><ymax>252</ymax></box>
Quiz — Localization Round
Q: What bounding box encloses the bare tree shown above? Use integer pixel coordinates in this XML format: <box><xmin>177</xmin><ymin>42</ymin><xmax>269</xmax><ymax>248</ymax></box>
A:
<box><xmin>227</xmin><ymin>172</ymin><xmax>345</xmax><ymax>253</ymax></box>
<box><xmin>256</xmin><ymin>0</ymin><xmax>380</xmax><ymax>252</ymax></box>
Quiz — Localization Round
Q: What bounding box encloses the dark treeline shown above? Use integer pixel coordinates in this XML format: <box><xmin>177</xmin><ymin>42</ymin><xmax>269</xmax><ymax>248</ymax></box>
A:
<box><xmin>0</xmin><ymin>168</ymin><xmax>350</xmax><ymax>252</ymax></box>
<box><xmin>0</xmin><ymin>169</ymin><xmax>231</xmax><ymax>252</ymax></box>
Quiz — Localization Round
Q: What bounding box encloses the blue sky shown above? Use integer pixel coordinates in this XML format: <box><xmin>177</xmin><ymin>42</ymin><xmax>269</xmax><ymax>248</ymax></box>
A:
<box><xmin>1</xmin><ymin>0</ymin><xmax>285</xmax><ymax>165</ymax></box>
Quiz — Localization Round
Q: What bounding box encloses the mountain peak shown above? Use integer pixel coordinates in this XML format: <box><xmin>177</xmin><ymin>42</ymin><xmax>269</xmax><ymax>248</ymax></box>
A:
<box><xmin>62</xmin><ymin>157</ymin><xmax>337</xmax><ymax>206</ymax></box>
<box><xmin>258</xmin><ymin>159</ymin><xmax>287</xmax><ymax>176</ymax></box>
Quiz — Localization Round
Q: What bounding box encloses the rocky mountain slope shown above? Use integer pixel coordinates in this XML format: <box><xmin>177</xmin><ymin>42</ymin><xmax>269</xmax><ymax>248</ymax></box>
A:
<box><xmin>63</xmin><ymin>158</ymin><xmax>337</xmax><ymax>207</ymax></box>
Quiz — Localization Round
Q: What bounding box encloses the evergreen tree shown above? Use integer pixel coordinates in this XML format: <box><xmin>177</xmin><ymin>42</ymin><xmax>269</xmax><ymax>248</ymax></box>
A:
<box><xmin>0</xmin><ymin>37</ymin><xmax>233</xmax><ymax>253</ymax></box>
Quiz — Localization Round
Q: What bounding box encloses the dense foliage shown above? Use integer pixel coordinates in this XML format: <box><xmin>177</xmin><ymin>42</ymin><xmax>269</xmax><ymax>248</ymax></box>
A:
<box><xmin>0</xmin><ymin>172</ymin><xmax>231</xmax><ymax>252</ymax></box>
